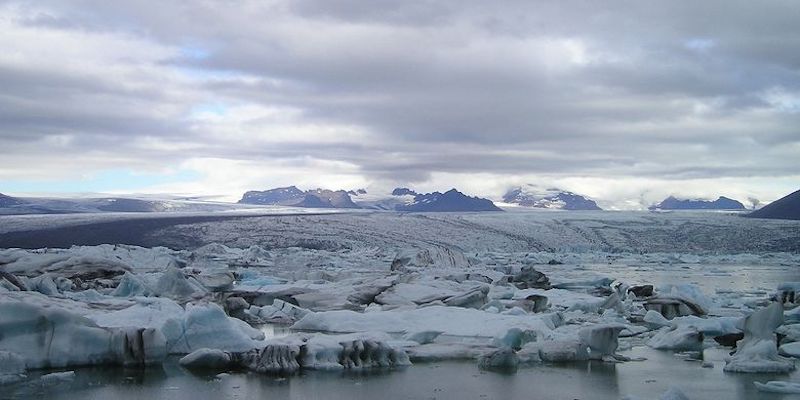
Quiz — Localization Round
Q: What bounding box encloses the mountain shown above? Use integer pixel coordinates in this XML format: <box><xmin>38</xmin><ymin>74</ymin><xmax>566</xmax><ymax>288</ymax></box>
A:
<box><xmin>396</xmin><ymin>189</ymin><xmax>502</xmax><ymax>212</ymax></box>
<box><xmin>391</xmin><ymin>187</ymin><xmax>418</xmax><ymax>196</ymax></box>
<box><xmin>238</xmin><ymin>187</ymin><xmax>360</xmax><ymax>209</ymax></box>
<box><xmin>502</xmin><ymin>186</ymin><xmax>601</xmax><ymax>210</ymax></box>
<box><xmin>238</xmin><ymin>186</ymin><xmax>305</xmax><ymax>205</ymax></box>
<box><xmin>0</xmin><ymin>193</ymin><xmax>24</xmax><ymax>207</ymax></box>
<box><xmin>304</xmin><ymin>189</ymin><xmax>361</xmax><ymax>208</ymax></box>
<box><xmin>649</xmin><ymin>196</ymin><xmax>746</xmax><ymax>211</ymax></box>
<box><xmin>746</xmin><ymin>189</ymin><xmax>800</xmax><ymax>221</ymax></box>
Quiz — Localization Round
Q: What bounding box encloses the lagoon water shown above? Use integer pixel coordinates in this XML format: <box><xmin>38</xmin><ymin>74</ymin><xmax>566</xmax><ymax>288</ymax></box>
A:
<box><xmin>4</xmin><ymin>347</ymin><xmax>798</xmax><ymax>400</ymax></box>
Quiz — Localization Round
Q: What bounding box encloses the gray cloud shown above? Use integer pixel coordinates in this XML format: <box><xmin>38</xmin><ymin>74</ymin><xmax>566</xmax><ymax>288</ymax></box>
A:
<box><xmin>0</xmin><ymin>0</ymin><xmax>798</xmax><ymax>202</ymax></box>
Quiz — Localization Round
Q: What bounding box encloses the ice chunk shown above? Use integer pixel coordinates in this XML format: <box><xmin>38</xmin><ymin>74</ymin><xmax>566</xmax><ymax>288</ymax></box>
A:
<box><xmin>0</xmin><ymin>351</ymin><xmax>26</xmax><ymax>385</ymax></box>
<box><xmin>754</xmin><ymin>381</ymin><xmax>800</xmax><ymax>394</ymax></box>
<box><xmin>724</xmin><ymin>302</ymin><xmax>795</xmax><ymax>373</ymax></box>
<box><xmin>0</xmin><ymin>301</ymin><xmax>166</xmax><ymax>369</ymax></box>
<box><xmin>487</xmin><ymin>285</ymin><xmax>515</xmax><ymax>300</ymax></box>
<box><xmin>239</xmin><ymin>341</ymin><xmax>302</xmax><ymax>373</ymax></box>
<box><xmin>519</xmin><ymin>340</ymin><xmax>589</xmax><ymax>363</ymax></box>
<box><xmin>659</xmin><ymin>387</ymin><xmax>690</xmax><ymax>400</ymax></box>
<box><xmin>250</xmin><ymin>299</ymin><xmax>311</xmax><ymax>324</ymax></box>
<box><xmin>647</xmin><ymin>326</ymin><xmax>704</xmax><ymax>352</ymax></box>
<box><xmin>292</xmin><ymin>305</ymin><xmax>558</xmax><ymax>338</ymax></box>
<box><xmin>193</xmin><ymin>333</ymin><xmax>411</xmax><ymax>374</ymax></box>
<box><xmin>403</xmin><ymin>330</ymin><xmax>443</xmax><ymax>345</ymax></box>
<box><xmin>111</xmin><ymin>272</ymin><xmax>152</xmax><ymax>297</ymax></box>
<box><xmin>492</xmin><ymin>328</ymin><xmax>538</xmax><ymax>350</ymax></box>
<box><xmin>390</xmin><ymin>247</ymin><xmax>471</xmax><ymax>271</ymax></box>
<box><xmin>579</xmin><ymin>324</ymin><xmax>625</xmax><ymax>358</ymax></box>
<box><xmin>656</xmin><ymin>284</ymin><xmax>711</xmax><ymax>314</ymax></box>
<box><xmin>28</xmin><ymin>273</ymin><xmax>60</xmax><ymax>296</ymax></box>
<box><xmin>179</xmin><ymin>348</ymin><xmax>232</xmax><ymax>370</ymax></box>
<box><xmin>406</xmin><ymin>343</ymin><xmax>495</xmax><ymax>362</ymax></box>
<box><xmin>163</xmin><ymin>302</ymin><xmax>261</xmax><ymax>354</ymax></box>
<box><xmin>477</xmin><ymin>348</ymin><xmax>519</xmax><ymax>371</ymax></box>
<box><xmin>443</xmin><ymin>287</ymin><xmax>489</xmax><ymax>309</ymax></box>
<box><xmin>152</xmin><ymin>267</ymin><xmax>207</xmax><ymax>299</ymax></box>
<box><xmin>643</xmin><ymin>310</ymin><xmax>672</xmax><ymax>329</ymax></box>
<box><xmin>779</xmin><ymin>342</ymin><xmax>800</xmax><ymax>358</ymax></box>
<box><xmin>40</xmin><ymin>371</ymin><xmax>75</xmax><ymax>385</ymax></box>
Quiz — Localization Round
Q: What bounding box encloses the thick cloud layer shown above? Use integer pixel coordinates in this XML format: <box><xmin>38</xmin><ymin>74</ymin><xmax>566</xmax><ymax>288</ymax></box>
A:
<box><xmin>0</xmin><ymin>1</ymin><xmax>798</xmax><ymax>207</ymax></box>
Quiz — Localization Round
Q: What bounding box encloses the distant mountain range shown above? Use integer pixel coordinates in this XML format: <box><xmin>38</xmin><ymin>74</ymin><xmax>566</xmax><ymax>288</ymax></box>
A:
<box><xmin>649</xmin><ymin>196</ymin><xmax>746</xmax><ymax>211</ymax></box>
<box><xmin>396</xmin><ymin>188</ymin><xmax>503</xmax><ymax>212</ymax></box>
<box><xmin>238</xmin><ymin>186</ymin><xmax>360</xmax><ymax>208</ymax></box>
<box><xmin>239</xmin><ymin>186</ymin><xmax>502</xmax><ymax>212</ymax></box>
<box><xmin>502</xmin><ymin>185</ymin><xmax>601</xmax><ymax>210</ymax></box>
<box><xmin>746</xmin><ymin>189</ymin><xmax>800</xmax><ymax>220</ymax></box>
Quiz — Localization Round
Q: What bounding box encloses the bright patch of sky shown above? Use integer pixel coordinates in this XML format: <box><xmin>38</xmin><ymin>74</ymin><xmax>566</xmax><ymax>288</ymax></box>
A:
<box><xmin>1</xmin><ymin>169</ymin><xmax>200</xmax><ymax>195</ymax></box>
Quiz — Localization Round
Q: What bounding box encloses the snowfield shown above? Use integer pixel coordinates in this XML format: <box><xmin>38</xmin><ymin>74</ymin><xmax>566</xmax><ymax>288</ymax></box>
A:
<box><xmin>1</xmin><ymin>209</ymin><xmax>799</xmax><ymax>399</ymax></box>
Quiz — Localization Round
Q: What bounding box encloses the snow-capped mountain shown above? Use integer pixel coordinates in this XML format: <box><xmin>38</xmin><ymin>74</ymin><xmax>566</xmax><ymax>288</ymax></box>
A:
<box><xmin>649</xmin><ymin>196</ymin><xmax>745</xmax><ymax>211</ymax></box>
<box><xmin>238</xmin><ymin>187</ymin><xmax>360</xmax><ymax>209</ymax></box>
<box><xmin>502</xmin><ymin>186</ymin><xmax>602</xmax><ymax>210</ymax></box>
<box><xmin>396</xmin><ymin>189</ymin><xmax>502</xmax><ymax>212</ymax></box>
<box><xmin>746</xmin><ymin>189</ymin><xmax>800</xmax><ymax>220</ymax></box>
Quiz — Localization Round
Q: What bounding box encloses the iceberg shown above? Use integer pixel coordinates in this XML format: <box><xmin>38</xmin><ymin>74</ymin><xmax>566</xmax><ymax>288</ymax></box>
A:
<box><xmin>724</xmin><ymin>302</ymin><xmax>795</xmax><ymax>373</ymax></box>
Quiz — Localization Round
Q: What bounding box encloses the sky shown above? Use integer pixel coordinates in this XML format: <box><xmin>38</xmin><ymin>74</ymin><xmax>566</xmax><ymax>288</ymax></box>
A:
<box><xmin>0</xmin><ymin>1</ymin><xmax>798</xmax><ymax>209</ymax></box>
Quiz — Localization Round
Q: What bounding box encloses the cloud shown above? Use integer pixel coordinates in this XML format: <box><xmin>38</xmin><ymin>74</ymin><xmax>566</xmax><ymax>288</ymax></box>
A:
<box><xmin>0</xmin><ymin>1</ymin><xmax>798</xmax><ymax>206</ymax></box>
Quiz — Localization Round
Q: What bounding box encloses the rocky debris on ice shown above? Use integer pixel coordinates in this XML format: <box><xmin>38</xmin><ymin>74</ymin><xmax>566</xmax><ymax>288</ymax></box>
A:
<box><xmin>724</xmin><ymin>302</ymin><xmax>795</xmax><ymax>373</ymax></box>
<box><xmin>754</xmin><ymin>380</ymin><xmax>800</xmax><ymax>394</ymax></box>
<box><xmin>509</xmin><ymin>265</ymin><xmax>550</xmax><ymax>289</ymax></box>
<box><xmin>181</xmin><ymin>333</ymin><xmax>410</xmax><ymax>374</ymax></box>
<box><xmin>713</xmin><ymin>332</ymin><xmax>744</xmax><ymax>348</ymax></box>
<box><xmin>647</xmin><ymin>326</ymin><xmax>704</xmax><ymax>352</ymax></box>
<box><xmin>0</xmin><ymin>301</ymin><xmax>167</xmax><ymax>369</ymax></box>
<box><xmin>644</xmin><ymin>297</ymin><xmax>706</xmax><ymax>319</ymax></box>
<box><xmin>626</xmin><ymin>284</ymin><xmax>654</xmax><ymax>298</ymax></box>
<box><xmin>775</xmin><ymin>282</ymin><xmax>800</xmax><ymax>305</ymax></box>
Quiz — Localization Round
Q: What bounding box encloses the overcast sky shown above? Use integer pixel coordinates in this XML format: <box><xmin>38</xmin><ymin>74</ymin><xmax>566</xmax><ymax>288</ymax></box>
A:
<box><xmin>1</xmin><ymin>1</ymin><xmax>798</xmax><ymax>208</ymax></box>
